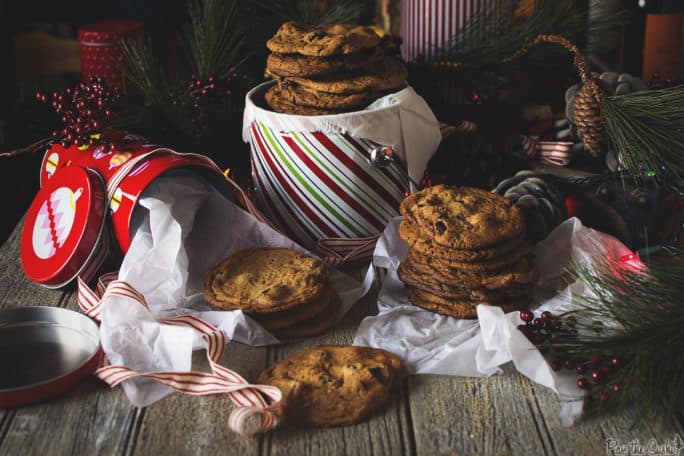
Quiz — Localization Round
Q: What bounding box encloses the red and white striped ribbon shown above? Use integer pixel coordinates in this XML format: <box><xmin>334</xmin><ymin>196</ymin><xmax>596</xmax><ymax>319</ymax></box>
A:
<box><xmin>77</xmin><ymin>275</ymin><xmax>282</xmax><ymax>436</ymax></box>
<box><xmin>521</xmin><ymin>135</ymin><xmax>573</xmax><ymax>167</ymax></box>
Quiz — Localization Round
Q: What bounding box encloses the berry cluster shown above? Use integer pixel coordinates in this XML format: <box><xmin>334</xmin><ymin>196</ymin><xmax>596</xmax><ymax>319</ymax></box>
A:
<box><xmin>36</xmin><ymin>76</ymin><xmax>121</xmax><ymax>148</ymax></box>
<box><xmin>518</xmin><ymin>310</ymin><xmax>624</xmax><ymax>402</ymax></box>
<box><xmin>169</xmin><ymin>70</ymin><xmax>248</xmax><ymax>137</ymax></box>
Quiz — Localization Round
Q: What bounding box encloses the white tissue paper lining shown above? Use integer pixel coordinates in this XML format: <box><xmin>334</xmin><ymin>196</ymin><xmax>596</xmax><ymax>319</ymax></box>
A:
<box><xmin>243</xmin><ymin>82</ymin><xmax>443</xmax><ymax>186</ymax></box>
<box><xmin>99</xmin><ymin>172</ymin><xmax>372</xmax><ymax>407</ymax></box>
<box><xmin>353</xmin><ymin>216</ymin><xmax>634</xmax><ymax>425</ymax></box>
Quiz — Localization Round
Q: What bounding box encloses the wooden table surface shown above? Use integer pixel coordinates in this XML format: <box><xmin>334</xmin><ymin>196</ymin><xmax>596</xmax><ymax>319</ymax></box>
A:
<box><xmin>1</xmin><ymin>220</ymin><xmax>682</xmax><ymax>456</ymax></box>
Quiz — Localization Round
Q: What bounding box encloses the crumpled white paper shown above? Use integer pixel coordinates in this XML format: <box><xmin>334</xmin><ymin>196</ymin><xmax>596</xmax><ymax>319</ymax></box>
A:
<box><xmin>353</xmin><ymin>216</ymin><xmax>634</xmax><ymax>425</ymax></box>
<box><xmin>243</xmin><ymin>81</ymin><xmax>443</xmax><ymax>187</ymax></box>
<box><xmin>99</xmin><ymin>172</ymin><xmax>372</xmax><ymax>407</ymax></box>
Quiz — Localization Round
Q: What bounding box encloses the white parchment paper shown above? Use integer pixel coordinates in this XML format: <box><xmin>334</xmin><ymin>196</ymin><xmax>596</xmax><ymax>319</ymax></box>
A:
<box><xmin>353</xmin><ymin>217</ymin><xmax>634</xmax><ymax>425</ymax></box>
<box><xmin>99</xmin><ymin>172</ymin><xmax>372</xmax><ymax>407</ymax></box>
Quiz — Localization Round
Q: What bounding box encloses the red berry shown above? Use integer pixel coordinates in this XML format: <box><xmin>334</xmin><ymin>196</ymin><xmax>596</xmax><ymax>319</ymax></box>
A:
<box><xmin>550</xmin><ymin>359</ymin><xmax>562</xmax><ymax>371</ymax></box>
<box><xmin>611</xmin><ymin>382</ymin><xmax>621</xmax><ymax>393</ymax></box>
<box><xmin>600</xmin><ymin>365</ymin><xmax>612</xmax><ymax>376</ymax></box>
<box><xmin>577</xmin><ymin>377</ymin><xmax>589</xmax><ymax>389</ymax></box>
<box><xmin>589</xmin><ymin>352</ymin><xmax>601</xmax><ymax>366</ymax></box>
<box><xmin>533</xmin><ymin>317</ymin><xmax>544</xmax><ymax>328</ymax></box>
<box><xmin>563</xmin><ymin>359</ymin><xmax>576</xmax><ymax>370</ymax></box>
<box><xmin>591</xmin><ymin>370</ymin><xmax>602</xmax><ymax>384</ymax></box>
<box><xmin>519</xmin><ymin>310</ymin><xmax>533</xmax><ymax>322</ymax></box>
<box><xmin>541</xmin><ymin>311</ymin><xmax>552</xmax><ymax>320</ymax></box>
<box><xmin>611</xmin><ymin>357</ymin><xmax>621</xmax><ymax>369</ymax></box>
<box><xmin>576</xmin><ymin>364</ymin><xmax>586</xmax><ymax>374</ymax></box>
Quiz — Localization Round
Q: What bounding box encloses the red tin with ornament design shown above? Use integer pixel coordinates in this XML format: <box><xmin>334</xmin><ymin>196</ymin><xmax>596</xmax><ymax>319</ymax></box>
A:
<box><xmin>78</xmin><ymin>21</ymin><xmax>144</xmax><ymax>88</ymax></box>
<box><xmin>38</xmin><ymin>131</ymin><xmax>228</xmax><ymax>256</ymax></box>
<box><xmin>21</xmin><ymin>166</ymin><xmax>108</xmax><ymax>288</ymax></box>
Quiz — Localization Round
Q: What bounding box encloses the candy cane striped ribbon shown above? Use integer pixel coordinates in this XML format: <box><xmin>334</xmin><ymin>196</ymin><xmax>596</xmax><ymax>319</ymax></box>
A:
<box><xmin>77</xmin><ymin>275</ymin><xmax>282</xmax><ymax>436</ymax></box>
<box><xmin>521</xmin><ymin>135</ymin><xmax>573</xmax><ymax>167</ymax></box>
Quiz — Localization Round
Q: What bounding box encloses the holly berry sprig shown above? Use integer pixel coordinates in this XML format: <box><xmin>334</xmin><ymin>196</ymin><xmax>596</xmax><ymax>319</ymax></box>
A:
<box><xmin>35</xmin><ymin>76</ymin><xmax>121</xmax><ymax>148</ymax></box>
<box><xmin>518</xmin><ymin>309</ymin><xmax>626</xmax><ymax>403</ymax></box>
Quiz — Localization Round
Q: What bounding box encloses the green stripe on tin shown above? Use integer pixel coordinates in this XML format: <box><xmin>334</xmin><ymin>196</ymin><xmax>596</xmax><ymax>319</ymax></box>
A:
<box><xmin>259</xmin><ymin>122</ymin><xmax>364</xmax><ymax>237</ymax></box>
<box><xmin>290</xmin><ymin>131</ymin><xmax>390</xmax><ymax>224</ymax></box>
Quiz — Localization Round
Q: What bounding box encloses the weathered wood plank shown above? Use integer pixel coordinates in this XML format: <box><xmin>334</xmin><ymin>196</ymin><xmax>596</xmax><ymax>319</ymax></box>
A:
<box><xmin>132</xmin><ymin>345</ymin><xmax>267</xmax><ymax>456</ymax></box>
<box><xmin>407</xmin><ymin>371</ymin><xmax>551</xmax><ymax>456</ymax></box>
<box><xmin>0</xmin><ymin>222</ymin><xmax>137</xmax><ymax>455</ymax></box>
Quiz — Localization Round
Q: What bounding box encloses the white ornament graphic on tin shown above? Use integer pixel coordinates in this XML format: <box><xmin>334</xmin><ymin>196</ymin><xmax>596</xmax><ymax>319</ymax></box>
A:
<box><xmin>32</xmin><ymin>187</ymin><xmax>82</xmax><ymax>259</ymax></box>
<box><xmin>45</xmin><ymin>152</ymin><xmax>59</xmax><ymax>178</ymax></box>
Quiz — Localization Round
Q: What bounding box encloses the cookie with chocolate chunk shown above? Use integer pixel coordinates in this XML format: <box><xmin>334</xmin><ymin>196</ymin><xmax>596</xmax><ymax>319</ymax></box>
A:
<box><xmin>265</xmin><ymin>84</ymin><xmax>341</xmax><ymax>115</ymax></box>
<box><xmin>267</xmin><ymin>47</ymin><xmax>384</xmax><ymax>78</ymax></box>
<box><xmin>399</xmin><ymin>216</ymin><xmax>523</xmax><ymax>262</ymax></box>
<box><xmin>397</xmin><ymin>260</ymin><xmax>533</xmax><ymax>300</ymax></box>
<box><xmin>275</xmin><ymin>80</ymin><xmax>381</xmax><ymax>111</ymax></box>
<box><xmin>287</xmin><ymin>57</ymin><xmax>407</xmax><ymax>94</ymax></box>
<box><xmin>399</xmin><ymin>185</ymin><xmax>525</xmax><ymax>250</ymax></box>
<box><xmin>404</xmin><ymin>286</ymin><xmax>530</xmax><ymax>319</ymax></box>
<box><xmin>258</xmin><ymin>345</ymin><xmax>404</xmax><ymax>426</ymax></box>
<box><xmin>203</xmin><ymin>247</ymin><xmax>327</xmax><ymax>313</ymax></box>
<box><xmin>263</xmin><ymin>290</ymin><xmax>341</xmax><ymax>340</ymax></box>
<box><xmin>267</xmin><ymin>22</ymin><xmax>382</xmax><ymax>57</ymax></box>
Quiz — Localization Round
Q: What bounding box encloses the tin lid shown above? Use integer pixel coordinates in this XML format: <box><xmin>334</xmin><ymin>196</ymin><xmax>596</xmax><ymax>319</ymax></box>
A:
<box><xmin>0</xmin><ymin>306</ymin><xmax>103</xmax><ymax>408</ymax></box>
<box><xmin>78</xmin><ymin>21</ymin><xmax>144</xmax><ymax>45</ymax></box>
<box><xmin>21</xmin><ymin>167</ymin><xmax>107</xmax><ymax>288</ymax></box>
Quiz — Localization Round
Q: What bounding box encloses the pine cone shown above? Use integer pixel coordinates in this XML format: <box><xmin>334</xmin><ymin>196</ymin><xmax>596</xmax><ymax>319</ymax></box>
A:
<box><xmin>493</xmin><ymin>170</ymin><xmax>566</xmax><ymax>242</ymax></box>
<box><xmin>565</xmin><ymin>72</ymin><xmax>648</xmax><ymax>160</ymax></box>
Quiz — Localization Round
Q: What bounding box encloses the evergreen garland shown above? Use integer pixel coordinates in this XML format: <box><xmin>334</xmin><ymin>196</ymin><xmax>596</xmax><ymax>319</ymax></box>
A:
<box><xmin>555</xmin><ymin>254</ymin><xmax>684</xmax><ymax>417</ymax></box>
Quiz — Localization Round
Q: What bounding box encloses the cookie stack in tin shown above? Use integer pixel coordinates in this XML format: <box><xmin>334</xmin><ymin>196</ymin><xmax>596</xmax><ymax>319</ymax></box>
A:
<box><xmin>265</xmin><ymin>22</ymin><xmax>407</xmax><ymax>115</ymax></box>
<box><xmin>397</xmin><ymin>185</ymin><xmax>538</xmax><ymax>318</ymax></box>
<box><xmin>204</xmin><ymin>248</ymin><xmax>339</xmax><ymax>339</ymax></box>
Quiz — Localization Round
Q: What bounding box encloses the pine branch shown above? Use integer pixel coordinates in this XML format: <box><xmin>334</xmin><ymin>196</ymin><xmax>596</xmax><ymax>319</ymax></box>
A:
<box><xmin>554</xmin><ymin>254</ymin><xmax>684</xmax><ymax>418</ymax></box>
<box><xmin>432</xmin><ymin>0</ymin><xmax>626</xmax><ymax>69</ymax></box>
<box><xmin>603</xmin><ymin>85</ymin><xmax>684</xmax><ymax>181</ymax></box>
<box><xmin>121</xmin><ymin>38</ymin><xmax>170</xmax><ymax>109</ymax></box>
<box><xmin>183</xmin><ymin>0</ymin><xmax>247</xmax><ymax>80</ymax></box>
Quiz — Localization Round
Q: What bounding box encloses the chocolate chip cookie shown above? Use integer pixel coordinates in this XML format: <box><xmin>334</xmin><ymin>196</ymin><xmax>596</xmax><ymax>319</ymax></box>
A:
<box><xmin>258</xmin><ymin>345</ymin><xmax>404</xmax><ymax>426</ymax></box>
<box><xmin>267</xmin><ymin>46</ymin><xmax>384</xmax><ymax>78</ymax></box>
<box><xmin>286</xmin><ymin>57</ymin><xmax>406</xmax><ymax>94</ymax></box>
<box><xmin>267</xmin><ymin>22</ymin><xmax>382</xmax><ymax>57</ymax></box>
<box><xmin>203</xmin><ymin>248</ymin><xmax>328</xmax><ymax>313</ymax></box>
<box><xmin>275</xmin><ymin>80</ymin><xmax>381</xmax><ymax>111</ymax></box>
<box><xmin>265</xmin><ymin>84</ymin><xmax>341</xmax><ymax>115</ymax></box>
<box><xmin>400</xmin><ymin>185</ymin><xmax>525</xmax><ymax>250</ymax></box>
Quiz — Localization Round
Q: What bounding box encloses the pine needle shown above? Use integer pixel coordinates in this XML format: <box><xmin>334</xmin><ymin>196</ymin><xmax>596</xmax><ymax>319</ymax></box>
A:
<box><xmin>182</xmin><ymin>0</ymin><xmax>247</xmax><ymax>80</ymax></box>
<box><xmin>555</xmin><ymin>254</ymin><xmax>684</xmax><ymax>419</ymax></box>
<box><xmin>603</xmin><ymin>86</ymin><xmax>684</xmax><ymax>181</ymax></box>
<box><xmin>120</xmin><ymin>38</ymin><xmax>170</xmax><ymax>109</ymax></box>
<box><xmin>433</xmin><ymin>0</ymin><xmax>626</xmax><ymax>69</ymax></box>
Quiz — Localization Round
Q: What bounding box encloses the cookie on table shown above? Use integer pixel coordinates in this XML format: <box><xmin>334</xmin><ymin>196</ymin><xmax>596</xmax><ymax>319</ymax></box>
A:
<box><xmin>265</xmin><ymin>84</ymin><xmax>342</xmax><ymax>115</ymax></box>
<box><xmin>203</xmin><ymin>247</ymin><xmax>327</xmax><ymax>313</ymax></box>
<box><xmin>258</xmin><ymin>345</ymin><xmax>404</xmax><ymax>426</ymax></box>
<box><xmin>267</xmin><ymin>22</ymin><xmax>382</xmax><ymax>57</ymax></box>
<box><xmin>251</xmin><ymin>287</ymin><xmax>334</xmax><ymax>331</ymax></box>
<box><xmin>286</xmin><ymin>57</ymin><xmax>407</xmax><ymax>94</ymax></box>
<box><xmin>404</xmin><ymin>286</ymin><xmax>530</xmax><ymax>319</ymax></box>
<box><xmin>275</xmin><ymin>80</ymin><xmax>381</xmax><ymax>111</ymax></box>
<box><xmin>266</xmin><ymin>46</ymin><xmax>384</xmax><ymax>78</ymax></box>
<box><xmin>399</xmin><ymin>185</ymin><xmax>525</xmax><ymax>250</ymax></box>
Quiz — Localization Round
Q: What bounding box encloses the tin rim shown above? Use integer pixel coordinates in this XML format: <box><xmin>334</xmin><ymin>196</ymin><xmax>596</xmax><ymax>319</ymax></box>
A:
<box><xmin>0</xmin><ymin>306</ymin><xmax>101</xmax><ymax>406</ymax></box>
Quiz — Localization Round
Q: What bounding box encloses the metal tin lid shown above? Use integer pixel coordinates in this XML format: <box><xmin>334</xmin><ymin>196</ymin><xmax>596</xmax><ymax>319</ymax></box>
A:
<box><xmin>0</xmin><ymin>306</ymin><xmax>102</xmax><ymax>408</ymax></box>
<box><xmin>20</xmin><ymin>167</ymin><xmax>108</xmax><ymax>288</ymax></box>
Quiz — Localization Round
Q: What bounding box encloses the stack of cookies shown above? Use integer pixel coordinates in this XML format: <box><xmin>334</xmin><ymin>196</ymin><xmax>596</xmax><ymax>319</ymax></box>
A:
<box><xmin>204</xmin><ymin>248</ymin><xmax>339</xmax><ymax>339</ymax></box>
<box><xmin>265</xmin><ymin>21</ymin><xmax>407</xmax><ymax>115</ymax></box>
<box><xmin>397</xmin><ymin>185</ymin><xmax>538</xmax><ymax>318</ymax></box>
